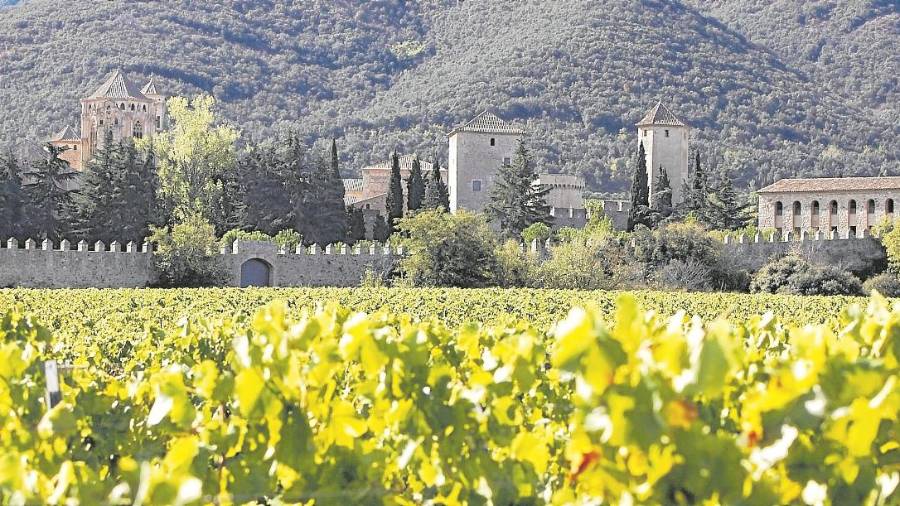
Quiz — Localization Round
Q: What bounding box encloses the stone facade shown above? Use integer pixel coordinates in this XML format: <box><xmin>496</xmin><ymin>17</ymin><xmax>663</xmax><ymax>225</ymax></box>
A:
<box><xmin>49</xmin><ymin>71</ymin><xmax>166</xmax><ymax>171</ymax></box>
<box><xmin>757</xmin><ymin>177</ymin><xmax>900</xmax><ymax>238</ymax></box>
<box><xmin>448</xmin><ymin>112</ymin><xmax>523</xmax><ymax>213</ymax></box>
<box><xmin>637</xmin><ymin>102</ymin><xmax>690</xmax><ymax>205</ymax></box>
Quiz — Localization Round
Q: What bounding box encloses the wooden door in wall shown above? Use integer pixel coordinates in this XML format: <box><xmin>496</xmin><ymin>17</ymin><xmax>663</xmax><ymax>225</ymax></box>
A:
<box><xmin>240</xmin><ymin>259</ymin><xmax>271</xmax><ymax>287</ymax></box>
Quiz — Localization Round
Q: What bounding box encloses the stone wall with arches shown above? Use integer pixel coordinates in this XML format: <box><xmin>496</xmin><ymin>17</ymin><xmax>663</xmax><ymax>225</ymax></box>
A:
<box><xmin>758</xmin><ymin>190</ymin><xmax>899</xmax><ymax>239</ymax></box>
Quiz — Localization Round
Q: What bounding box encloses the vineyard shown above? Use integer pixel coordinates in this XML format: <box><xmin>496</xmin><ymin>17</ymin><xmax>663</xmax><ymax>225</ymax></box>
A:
<box><xmin>0</xmin><ymin>288</ymin><xmax>897</xmax><ymax>504</ymax></box>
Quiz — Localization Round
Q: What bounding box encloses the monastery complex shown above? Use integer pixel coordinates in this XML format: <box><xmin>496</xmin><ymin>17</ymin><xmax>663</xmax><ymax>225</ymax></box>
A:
<box><xmin>48</xmin><ymin>71</ymin><xmax>899</xmax><ymax>236</ymax></box>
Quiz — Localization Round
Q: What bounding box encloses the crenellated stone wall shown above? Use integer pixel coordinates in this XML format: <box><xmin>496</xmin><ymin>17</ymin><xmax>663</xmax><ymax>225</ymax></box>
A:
<box><xmin>0</xmin><ymin>239</ymin><xmax>399</xmax><ymax>289</ymax></box>
<box><xmin>0</xmin><ymin>238</ymin><xmax>156</xmax><ymax>288</ymax></box>
<box><xmin>0</xmin><ymin>234</ymin><xmax>887</xmax><ymax>289</ymax></box>
<box><xmin>718</xmin><ymin>232</ymin><xmax>885</xmax><ymax>273</ymax></box>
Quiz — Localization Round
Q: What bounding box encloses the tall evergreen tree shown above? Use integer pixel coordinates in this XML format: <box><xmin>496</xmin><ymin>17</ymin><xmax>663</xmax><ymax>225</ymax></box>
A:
<box><xmin>347</xmin><ymin>206</ymin><xmax>366</xmax><ymax>243</ymax></box>
<box><xmin>373</xmin><ymin>213</ymin><xmax>391</xmax><ymax>241</ymax></box>
<box><xmin>626</xmin><ymin>142</ymin><xmax>650</xmax><ymax>231</ymax></box>
<box><xmin>23</xmin><ymin>143</ymin><xmax>77</xmax><ymax>241</ymax></box>
<box><xmin>73</xmin><ymin>132</ymin><xmax>122</xmax><ymax>242</ymax></box>
<box><xmin>485</xmin><ymin>139</ymin><xmax>552</xmax><ymax>237</ymax></box>
<box><xmin>119</xmin><ymin>141</ymin><xmax>160</xmax><ymax>242</ymax></box>
<box><xmin>0</xmin><ymin>150</ymin><xmax>26</xmax><ymax>239</ymax></box>
<box><xmin>385</xmin><ymin>152</ymin><xmax>404</xmax><ymax>232</ymax></box>
<box><xmin>652</xmin><ymin>167</ymin><xmax>672</xmax><ymax>216</ymax></box>
<box><xmin>703</xmin><ymin>167</ymin><xmax>751</xmax><ymax>230</ymax></box>
<box><xmin>303</xmin><ymin>141</ymin><xmax>349</xmax><ymax>245</ymax></box>
<box><xmin>692</xmin><ymin>151</ymin><xmax>704</xmax><ymax>191</ymax></box>
<box><xmin>406</xmin><ymin>157</ymin><xmax>426</xmax><ymax>212</ymax></box>
<box><xmin>423</xmin><ymin>158</ymin><xmax>450</xmax><ymax>212</ymax></box>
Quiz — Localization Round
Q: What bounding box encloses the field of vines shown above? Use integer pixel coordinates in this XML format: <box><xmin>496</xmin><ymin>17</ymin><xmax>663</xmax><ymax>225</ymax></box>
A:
<box><xmin>0</xmin><ymin>287</ymin><xmax>897</xmax><ymax>504</ymax></box>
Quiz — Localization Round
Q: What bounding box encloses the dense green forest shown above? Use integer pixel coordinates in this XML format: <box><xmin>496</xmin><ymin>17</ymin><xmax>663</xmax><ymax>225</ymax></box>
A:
<box><xmin>0</xmin><ymin>0</ymin><xmax>896</xmax><ymax>192</ymax></box>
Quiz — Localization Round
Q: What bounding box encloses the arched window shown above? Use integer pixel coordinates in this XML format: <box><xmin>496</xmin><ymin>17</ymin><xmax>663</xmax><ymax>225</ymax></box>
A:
<box><xmin>849</xmin><ymin>200</ymin><xmax>857</xmax><ymax>214</ymax></box>
<box><xmin>887</xmin><ymin>199</ymin><xmax>895</xmax><ymax>214</ymax></box>
<box><xmin>133</xmin><ymin>121</ymin><xmax>143</xmax><ymax>139</ymax></box>
<box><xmin>130</xmin><ymin>103</ymin><xmax>135</xmax><ymax>111</ymax></box>
<box><xmin>868</xmin><ymin>199</ymin><xmax>876</xmax><ymax>214</ymax></box>
<box><xmin>811</xmin><ymin>201</ymin><xmax>820</xmax><ymax>215</ymax></box>
<box><xmin>142</xmin><ymin>104</ymin><xmax>147</xmax><ymax>112</ymax></box>
<box><xmin>775</xmin><ymin>201</ymin><xmax>783</xmax><ymax>216</ymax></box>
<box><xmin>830</xmin><ymin>200</ymin><xmax>838</xmax><ymax>214</ymax></box>
<box><xmin>793</xmin><ymin>201</ymin><xmax>801</xmax><ymax>216</ymax></box>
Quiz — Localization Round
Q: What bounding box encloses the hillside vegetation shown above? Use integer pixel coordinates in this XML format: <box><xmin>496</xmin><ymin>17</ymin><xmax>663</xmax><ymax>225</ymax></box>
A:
<box><xmin>0</xmin><ymin>0</ymin><xmax>896</xmax><ymax>191</ymax></box>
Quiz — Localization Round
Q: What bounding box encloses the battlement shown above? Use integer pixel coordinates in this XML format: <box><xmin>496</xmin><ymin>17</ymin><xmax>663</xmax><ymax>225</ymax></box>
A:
<box><xmin>0</xmin><ymin>238</ymin><xmax>399</xmax><ymax>288</ymax></box>
<box><xmin>717</xmin><ymin>229</ymin><xmax>879</xmax><ymax>244</ymax></box>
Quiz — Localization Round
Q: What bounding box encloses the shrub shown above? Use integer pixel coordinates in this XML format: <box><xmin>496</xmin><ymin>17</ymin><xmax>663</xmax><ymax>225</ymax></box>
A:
<box><xmin>521</xmin><ymin>222</ymin><xmax>551</xmax><ymax>245</ymax></box>
<box><xmin>397</xmin><ymin>209</ymin><xmax>498</xmax><ymax>287</ymax></box>
<box><xmin>863</xmin><ymin>273</ymin><xmax>900</xmax><ymax>297</ymax></box>
<box><xmin>538</xmin><ymin>235</ymin><xmax>639</xmax><ymax>290</ymax></box>
<box><xmin>749</xmin><ymin>255</ymin><xmax>811</xmax><ymax>294</ymax></box>
<box><xmin>654</xmin><ymin>259</ymin><xmax>713</xmax><ymax>291</ymax></box>
<box><xmin>751</xmin><ymin>255</ymin><xmax>863</xmax><ymax>296</ymax></box>
<box><xmin>790</xmin><ymin>266</ymin><xmax>863</xmax><ymax>296</ymax></box>
<box><xmin>879</xmin><ymin>218</ymin><xmax>900</xmax><ymax>274</ymax></box>
<box><xmin>495</xmin><ymin>239</ymin><xmax>538</xmax><ymax>288</ymax></box>
<box><xmin>220</xmin><ymin>228</ymin><xmax>303</xmax><ymax>251</ymax></box>
<box><xmin>149</xmin><ymin>213</ymin><xmax>229</xmax><ymax>287</ymax></box>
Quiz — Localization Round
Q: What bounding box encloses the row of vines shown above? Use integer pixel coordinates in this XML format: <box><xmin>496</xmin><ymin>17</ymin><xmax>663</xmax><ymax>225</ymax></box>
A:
<box><xmin>0</xmin><ymin>289</ymin><xmax>897</xmax><ymax>504</ymax></box>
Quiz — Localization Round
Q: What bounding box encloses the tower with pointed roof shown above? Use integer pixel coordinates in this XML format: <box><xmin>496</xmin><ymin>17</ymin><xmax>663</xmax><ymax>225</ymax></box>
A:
<box><xmin>447</xmin><ymin>111</ymin><xmax>524</xmax><ymax>213</ymax></box>
<box><xmin>50</xmin><ymin>70</ymin><xmax>166</xmax><ymax>170</ymax></box>
<box><xmin>636</xmin><ymin>101</ymin><xmax>690</xmax><ymax>205</ymax></box>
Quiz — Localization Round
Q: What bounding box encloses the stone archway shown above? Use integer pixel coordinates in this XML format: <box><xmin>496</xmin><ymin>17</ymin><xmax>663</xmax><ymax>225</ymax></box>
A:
<box><xmin>240</xmin><ymin>258</ymin><xmax>272</xmax><ymax>287</ymax></box>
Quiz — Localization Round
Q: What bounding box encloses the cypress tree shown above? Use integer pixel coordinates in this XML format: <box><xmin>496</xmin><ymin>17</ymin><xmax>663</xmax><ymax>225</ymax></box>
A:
<box><xmin>316</xmin><ymin>138</ymin><xmax>349</xmax><ymax>244</ymax></box>
<box><xmin>692</xmin><ymin>151</ymin><xmax>704</xmax><ymax>191</ymax></box>
<box><xmin>406</xmin><ymin>157</ymin><xmax>426</xmax><ymax>212</ymax></box>
<box><xmin>373</xmin><ymin>213</ymin><xmax>391</xmax><ymax>241</ymax></box>
<box><xmin>485</xmin><ymin>139</ymin><xmax>552</xmax><ymax>237</ymax></box>
<box><xmin>22</xmin><ymin>143</ymin><xmax>77</xmax><ymax>241</ymax></box>
<box><xmin>626</xmin><ymin>142</ymin><xmax>649</xmax><ymax>231</ymax></box>
<box><xmin>0</xmin><ymin>150</ymin><xmax>26</xmax><ymax>239</ymax></box>
<box><xmin>423</xmin><ymin>158</ymin><xmax>450</xmax><ymax>212</ymax></box>
<box><xmin>652</xmin><ymin>167</ymin><xmax>672</xmax><ymax>216</ymax></box>
<box><xmin>347</xmin><ymin>206</ymin><xmax>366</xmax><ymax>242</ymax></box>
<box><xmin>385</xmin><ymin>152</ymin><xmax>404</xmax><ymax>232</ymax></box>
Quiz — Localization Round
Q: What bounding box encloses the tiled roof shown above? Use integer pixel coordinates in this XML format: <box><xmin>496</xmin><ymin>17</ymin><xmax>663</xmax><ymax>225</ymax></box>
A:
<box><xmin>141</xmin><ymin>79</ymin><xmax>159</xmax><ymax>96</ymax></box>
<box><xmin>758</xmin><ymin>177</ymin><xmax>900</xmax><ymax>194</ymax></box>
<box><xmin>343</xmin><ymin>178</ymin><xmax>364</xmax><ymax>194</ymax></box>
<box><xmin>363</xmin><ymin>154</ymin><xmax>439</xmax><ymax>173</ymax></box>
<box><xmin>88</xmin><ymin>70</ymin><xmax>149</xmax><ymax>100</ymax></box>
<box><xmin>449</xmin><ymin>111</ymin><xmax>525</xmax><ymax>135</ymax></box>
<box><xmin>636</xmin><ymin>101</ymin><xmax>686</xmax><ymax>127</ymax></box>
<box><xmin>50</xmin><ymin>125</ymin><xmax>80</xmax><ymax>142</ymax></box>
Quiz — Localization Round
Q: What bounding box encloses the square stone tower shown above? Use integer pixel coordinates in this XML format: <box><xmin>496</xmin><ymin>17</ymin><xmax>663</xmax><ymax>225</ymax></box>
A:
<box><xmin>448</xmin><ymin>111</ymin><xmax>524</xmax><ymax>213</ymax></box>
<box><xmin>636</xmin><ymin>101</ymin><xmax>690</xmax><ymax>205</ymax></box>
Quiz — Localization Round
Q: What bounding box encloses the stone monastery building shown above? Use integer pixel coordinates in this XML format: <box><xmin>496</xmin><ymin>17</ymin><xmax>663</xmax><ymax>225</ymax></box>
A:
<box><xmin>49</xmin><ymin>70</ymin><xmax>167</xmax><ymax>171</ymax></box>
<box><xmin>757</xmin><ymin>177</ymin><xmax>900</xmax><ymax>238</ymax></box>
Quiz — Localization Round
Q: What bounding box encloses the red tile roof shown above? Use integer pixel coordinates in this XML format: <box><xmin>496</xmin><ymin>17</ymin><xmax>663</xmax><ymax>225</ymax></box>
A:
<box><xmin>758</xmin><ymin>177</ymin><xmax>900</xmax><ymax>194</ymax></box>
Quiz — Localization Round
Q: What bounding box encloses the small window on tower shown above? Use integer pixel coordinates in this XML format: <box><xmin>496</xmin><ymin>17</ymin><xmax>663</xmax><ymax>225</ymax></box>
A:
<box><xmin>156</xmin><ymin>116</ymin><xmax>161</xmax><ymax>129</ymax></box>
<box><xmin>73</xmin><ymin>145</ymin><xmax>77</xmax><ymax>151</ymax></box>
<box><xmin>665</xmin><ymin>129</ymin><xmax>670</xmax><ymax>137</ymax></box>
<box><xmin>503</xmin><ymin>157</ymin><xmax>511</xmax><ymax>166</ymax></box>
<box><xmin>490</xmin><ymin>138</ymin><xmax>496</xmax><ymax>146</ymax></box>
<box><xmin>130</xmin><ymin>104</ymin><xmax>135</xmax><ymax>111</ymax></box>
<box><xmin>472</xmin><ymin>180</ymin><xmax>482</xmax><ymax>192</ymax></box>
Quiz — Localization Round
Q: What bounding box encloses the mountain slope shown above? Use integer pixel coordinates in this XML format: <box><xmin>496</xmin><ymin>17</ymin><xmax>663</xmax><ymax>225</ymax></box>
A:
<box><xmin>0</xmin><ymin>0</ymin><xmax>895</xmax><ymax>192</ymax></box>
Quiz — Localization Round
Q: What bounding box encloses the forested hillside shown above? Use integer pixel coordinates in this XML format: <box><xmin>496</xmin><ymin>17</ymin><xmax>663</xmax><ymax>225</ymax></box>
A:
<box><xmin>0</xmin><ymin>0</ymin><xmax>896</xmax><ymax>191</ymax></box>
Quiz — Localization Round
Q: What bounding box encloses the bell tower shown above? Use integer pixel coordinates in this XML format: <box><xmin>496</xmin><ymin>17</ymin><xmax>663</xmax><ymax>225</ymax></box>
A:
<box><xmin>636</xmin><ymin>101</ymin><xmax>690</xmax><ymax>205</ymax></box>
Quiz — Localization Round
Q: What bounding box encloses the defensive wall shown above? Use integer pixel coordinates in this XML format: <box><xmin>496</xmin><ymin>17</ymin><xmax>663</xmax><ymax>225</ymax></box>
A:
<box><xmin>0</xmin><ymin>239</ymin><xmax>398</xmax><ymax>289</ymax></box>
<box><xmin>0</xmin><ymin>233</ymin><xmax>886</xmax><ymax>289</ymax></box>
<box><xmin>717</xmin><ymin>231</ymin><xmax>885</xmax><ymax>274</ymax></box>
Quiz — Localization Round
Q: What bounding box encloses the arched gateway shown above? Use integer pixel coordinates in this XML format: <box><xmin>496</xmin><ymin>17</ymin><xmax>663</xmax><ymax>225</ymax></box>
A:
<box><xmin>240</xmin><ymin>258</ymin><xmax>271</xmax><ymax>287</ymax></box>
